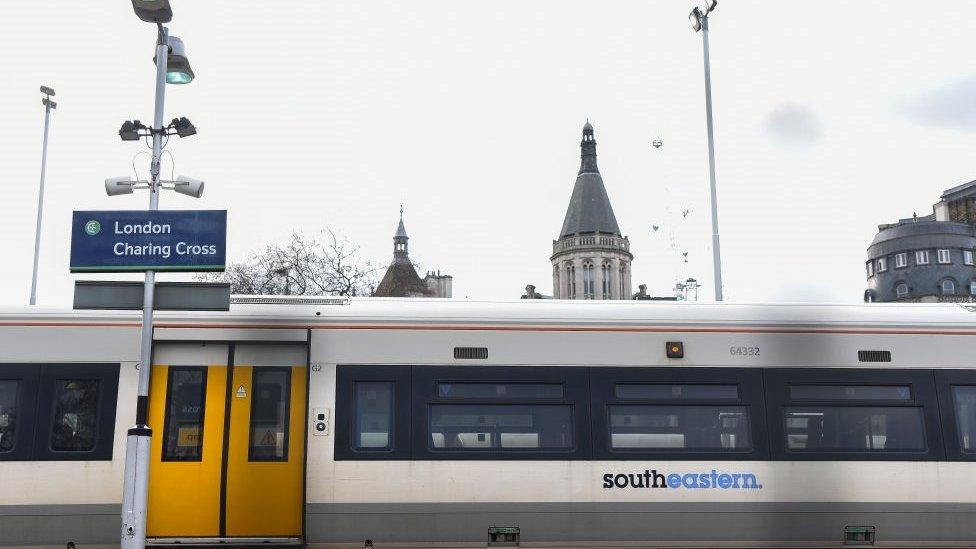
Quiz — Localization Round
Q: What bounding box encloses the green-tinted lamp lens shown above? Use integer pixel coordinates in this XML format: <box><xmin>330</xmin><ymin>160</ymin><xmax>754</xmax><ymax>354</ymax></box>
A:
<box><xmin>166</xmin><ymin>71</ymin><xmax>193</xmax><ymax>84</ymax></box>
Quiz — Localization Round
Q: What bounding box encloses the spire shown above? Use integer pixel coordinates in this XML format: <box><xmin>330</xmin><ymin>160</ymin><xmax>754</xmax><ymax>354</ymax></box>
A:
<box><xmin>579</xmin><ymin>119</ymin><xmax>598</xmax><ymax>175</ymax></box>
<box><xmin>559</xmin><ymin>120</ymin><xmax>622</xmax><ymax>237</ymax></box>
<box><xmin>394</xmin><ymin>205</ymin><xmax>409</xmax><ymax>262</ymax></box>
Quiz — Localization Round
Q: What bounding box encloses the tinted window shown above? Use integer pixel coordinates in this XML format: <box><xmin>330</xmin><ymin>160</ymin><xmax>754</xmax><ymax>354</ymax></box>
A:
<box><xmin>953</xmin><ymin>386</ymin><xmax>976</xmax><ymax>453</ymax></box>
<box><xmin>354</xmin><ymin>381</ymin><xmax>394</xmax><ymax>450</ymax></box>
<box><xmin>784</xmin><ymin>407</ymin><xmax>925</xmax><ymax>451</ymax></box>
<box><xmin>50</xmin><ymin>380</ymin><xmax>99</xmax><ymax>452</ymax></box>
<box><xmin>615</xmin><ymin>384</ymin><xmax>739</xmax><ymax>400</ymax></box>
<box><xmin>437</xmin><ymin>383</ymin><xmax>563</xmax><ymax>399</ymax></box>
<box><xmin>0</xmin><ymin>381</ymin><xmax>18</xmax><ymax>453</ymax></box>
<box><xmin>248</xmin><ymin>368</ymin><xmax>290</xmax><ymax>461</ymax></box>
<box><xmin>162</xmin><ymin>368</ymin><xmax>206</xmax><ymax>461</ymax></box>
<box><xmin>429</xmin><ymin>404</ymin><xmax>573</xmax><ymax>450</ymax></box>
<box><xmin>789</xmin><ymin>385</ymin><xmax>911</xmax><ymax>401</ymax></box>
<box><xmin>609</xmin><ymin>405</ymin><xmax>751</xmax><ymax>450</ymax></box>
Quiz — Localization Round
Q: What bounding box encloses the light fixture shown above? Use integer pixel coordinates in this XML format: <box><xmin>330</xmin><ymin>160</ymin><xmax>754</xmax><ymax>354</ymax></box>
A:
<box><xmin>689</xmin><ymin>7</ymin><xmax>703</xmax><ymax>32</ymax></box>
<box><xmin>131</xmin><ymin>0</ymin><xmax>172</xmax><ymax>23</ymax></box>
<box><xmin>40</xmin><ymin>86</ymin><xmax>55</xmax><ymax>97</ymax></box>
<box><xmin>119</xmin><ymin>120</ymin><xmax>146</xmax><ymax>141</ymax></box>
<box><xmin>162</xmin><ymin>36</ymin><xmax>194</xmax><ymax>84</ymax></box>
<box><xmin>105</xmin><ymin>176</ymin><xmax>136</xmax><ymax>196</ymax></box>
<box><xmin>704</xmin><ymin>0</ymin><xmax>718</xmax><ymax>12</ymax></box>
<box><xmin>173</xmin><ymin>176</ymin><xmax>204</xmax><ymax>198</ymax></box>
<box><xmin>171</xmin><ymin>117</ymin><xmax>196</xmax><ymax>137</ymax></box>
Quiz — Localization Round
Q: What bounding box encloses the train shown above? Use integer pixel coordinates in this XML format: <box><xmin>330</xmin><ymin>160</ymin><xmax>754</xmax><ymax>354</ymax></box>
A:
<box><xmin>1</xmin><ymin>297</ymin><xmax>976</xmax><ymax>547</ymax></box>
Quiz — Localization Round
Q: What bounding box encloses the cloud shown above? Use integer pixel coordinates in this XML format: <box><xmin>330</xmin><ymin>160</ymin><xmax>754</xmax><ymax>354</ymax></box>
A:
<box><xmin>762</xmin><ymin>103</ymin><xmax>823</xmax><ymax>149</ymax></box>
<box><xmin>895</xmin><ymin>75</ymin><xmax>976</xmax><ymax>132</ymax></box>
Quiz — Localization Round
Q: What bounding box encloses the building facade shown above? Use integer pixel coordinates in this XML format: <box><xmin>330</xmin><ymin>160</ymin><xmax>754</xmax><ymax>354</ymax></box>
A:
<box><xmin>373</xmin><ymin>211</ymin><xmax>452</xmax><ymax>298</ymax></box>
<box><xmin>550</xmin><ymin>122</ymin><xmax>633</xmax><ymax>299</ymax></box>
<box><xmin>865</xmin><ymin>180</ymin><xmax>976</xmax><ymax>302</ymax></box>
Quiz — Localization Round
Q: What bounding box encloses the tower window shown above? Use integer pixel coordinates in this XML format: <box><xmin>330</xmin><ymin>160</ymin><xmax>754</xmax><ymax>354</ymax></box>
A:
<box><xmin>895</xmin><ymin>283</ymin><xmax>909</xmax><ymax>298</ymax></box>
<box><xmin>965</xmin><ymin>250</ymin><xmax>974</xmax><ymax>266</ymax></box>
<box><xmin>582</xmin><ymin>263</ymin><xmax>595</xmax><ymax>299</ymax></box>
<box><xmin>895</xmin><ymin>253</ymin><xmax>907</xmax><ymax>268</ymax></box>
<box><xmin>938</xmin><ymin>249</ymin><xmax>951</xmax><ymax>264</ymax></box>
<box><xmin>602</xmin><ymin>263</ymin><xmax>612</xmax><ymax>299</ymax></box>
<box><xmin>866</xmin><ymin>262</ymin><xmax>874</xmax><ymax>277</ymax></box>
<box><xmin>916</xmin><ymin>250</ymin><xmax>930</xmax><ymax>265</ymax></box>
<box><xmin>876</xmin><ymin>257</ymin><xmax>887</xmax><ymax>272</ymax></box>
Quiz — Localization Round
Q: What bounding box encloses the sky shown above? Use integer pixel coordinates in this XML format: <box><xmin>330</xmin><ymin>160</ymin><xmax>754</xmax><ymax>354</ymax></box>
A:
<box><xmin>1</xmin><ymin>1</ymin><xmax>975</xmax><ymax>306</ymax></box>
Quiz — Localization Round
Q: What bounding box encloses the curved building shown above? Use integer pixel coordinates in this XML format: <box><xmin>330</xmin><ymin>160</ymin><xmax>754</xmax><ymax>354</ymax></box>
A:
<box><xmin>551</xmin><ymin>122</ymin><xmax>633</xmax><ymax>299</ymax></box>
<box><xmin>865</xmin><ymin>181</ymin><xmax>976</xmax><ymax>302</ymax></box>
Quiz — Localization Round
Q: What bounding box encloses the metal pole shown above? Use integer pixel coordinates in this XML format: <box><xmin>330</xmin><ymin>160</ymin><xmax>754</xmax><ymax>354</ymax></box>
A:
<box><xmin>701</xmin><ymin>15</ymin><xmax>724</xmax><ymax>301</ymax></box>
<box><xmin>121</xmin><ymin>25</ymin><xmax>168</xmax><ymax>549</ymax></box>
<box><xmin>29</xmin><ymin>98</ymin><xmax>53</xmax><ymax>306</ymax></box>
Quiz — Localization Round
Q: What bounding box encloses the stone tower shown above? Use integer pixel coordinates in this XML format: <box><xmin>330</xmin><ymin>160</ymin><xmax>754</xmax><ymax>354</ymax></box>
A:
<box><xmin>550</xmin><ymin>121</ymin><xmax>633</xmax><ymax>299</ymax></box>
<box><xmin>373</xmin><ymin>208</ymin><xmax>453</xmax><ymax>298</ymax></box>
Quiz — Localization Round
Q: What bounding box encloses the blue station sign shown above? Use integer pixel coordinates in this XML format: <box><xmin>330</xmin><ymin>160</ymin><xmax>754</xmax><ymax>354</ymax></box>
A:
<box><xmin>70</xmin><ymin>210</ymin><xmax>227</xmax><ymax>272</ymax></box>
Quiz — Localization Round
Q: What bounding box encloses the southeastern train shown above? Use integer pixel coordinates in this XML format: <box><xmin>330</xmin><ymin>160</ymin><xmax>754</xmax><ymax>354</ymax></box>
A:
<box><xmin>1</xmin><ymin>298</ymin><xmax>976</xmax><ymax>547</ymax></box>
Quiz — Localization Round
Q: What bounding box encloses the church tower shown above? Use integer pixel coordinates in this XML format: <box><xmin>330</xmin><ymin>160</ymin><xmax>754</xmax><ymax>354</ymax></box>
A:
<box><xmin>551</xmin><ymin>121</ymin><xmax>633</xmax><ymax>299</ymax></box>
<box><xmin>373</xmin><ymin>207</ymin><xmax>453</xmax><ymax>298</ymax></box>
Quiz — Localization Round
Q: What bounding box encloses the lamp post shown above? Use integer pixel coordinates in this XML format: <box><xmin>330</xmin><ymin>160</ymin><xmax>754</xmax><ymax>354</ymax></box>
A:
<box><xmin>117</xmin><ymin>3</ymin><xmax>199</xmax><ymax>548</ymax></box>
<box><xmin>690</xmin><ymin>0</ymin><xmax>724</xmax><ymax>301</ymax></box>
<box><xmin>29</xmin><ymin>86</ymin><xmax>57</xmax><ymax>306</ymax></box>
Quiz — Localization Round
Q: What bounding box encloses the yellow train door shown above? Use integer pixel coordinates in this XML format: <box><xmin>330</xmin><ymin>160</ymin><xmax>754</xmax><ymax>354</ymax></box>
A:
<box><xmin>147</xmin><ymin>343</ymin><xmax>307</xmax><ymax>543</ymax></box>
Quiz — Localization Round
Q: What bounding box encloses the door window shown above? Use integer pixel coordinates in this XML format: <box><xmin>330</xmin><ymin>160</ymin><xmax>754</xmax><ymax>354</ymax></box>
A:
<box><xmin>162</xmin><ymin>367</ymin><xmax>207</xmax><ymax>461</ymax></box>
<box><xmin>248</xmin><ymin>368</ymin><xmax>290</xmax><ymax>461</ymax></box>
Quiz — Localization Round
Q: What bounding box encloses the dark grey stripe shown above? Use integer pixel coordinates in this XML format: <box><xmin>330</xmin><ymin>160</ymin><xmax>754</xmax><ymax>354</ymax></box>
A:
<box><xmin>0</xmin><ymin>504</ymin><xmax>120</xmax><ymax>545</ymax></box>
<box><xmin>306</xmin><ymin>501</ymin><xmax>976</xmax><ymax>514</ymax></box>
<box><xmin>0</xmin><ymin>504</ymin><xmax>119</xmax><ymax>516</ymax></box>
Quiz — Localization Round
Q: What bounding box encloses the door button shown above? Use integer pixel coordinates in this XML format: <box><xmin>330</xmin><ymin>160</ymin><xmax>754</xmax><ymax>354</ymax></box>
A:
<box><xmin>312</xmin><ymin>407</ymin><xmax>330</xmax><ymax>436</ymax></box>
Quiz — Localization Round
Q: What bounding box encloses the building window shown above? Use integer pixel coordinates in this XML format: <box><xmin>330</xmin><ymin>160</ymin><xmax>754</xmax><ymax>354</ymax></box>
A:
<box><xmin>895</xmin><ymin>253</ymin><xmax>908</xmax><ymax>268</ymax></box>
<box><xmin>866</xmin><ymin>262</ymin><xmax>874</xmax><ymax>277</ymax></box>
<box><xmin>942</xmin><ymin>279</ymin><xmax>956</xmax><ymax>295</ymax></box>
<box><xmin>568</xmin><ymin>264</ymin><xmax>576</xmax><ymax>299</ymax></box>
<box><xmin>601</xmin><ymin>263</ymin><xmax>612</xmax><ymax>299</ymax></box>
<box><xmin>876</xmin><ymin>257</ymin><xmax>887</xmax><ymax>273</ymax></box>
<box><xmin>970</xmin><ymin>281</ymin><xmax>976</xmax><ymax>296</ymax></box>
<box><xmin>938</xmin><ymin>249</ymin><xmax>952</xmax><ymax>264</ymax></box>
<box><xmin>895</xmin><ymin>283</ymin><xmax>909</xmax><ymax>298</ymax></box>
<box><xmin>916</xmin><ymin>250</ymin><xmax>930</xmax><ymax>265</ymax></box>
<box><xmin>582</xmin><ymin>263</ymin><xmax>595</xmax><ymax>299</ymax></box>
<box><xmin>619</xmin><ymin>265</ymin><xmax>626</xmax><ymax>297</ymax></box>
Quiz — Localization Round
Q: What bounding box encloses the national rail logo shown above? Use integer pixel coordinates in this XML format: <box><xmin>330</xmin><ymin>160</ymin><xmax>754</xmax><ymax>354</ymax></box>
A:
<box><xmin>602</xmin><ymin>469</ymin><xmax>762</xmax><ymax>490</ymax></box>
<box><xmin>84</xmin><ymin>220</ymin><xmax>101</xmax><ymax>236</ymax></box>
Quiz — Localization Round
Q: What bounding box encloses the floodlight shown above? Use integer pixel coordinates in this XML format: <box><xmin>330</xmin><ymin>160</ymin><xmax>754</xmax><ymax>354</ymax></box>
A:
<box><xmin>105</xmin><ymin>176</ymin><xmax>136</xmax><ymax>196</ymax></box>
<box><xmin>119</xmin><ymin>120</ymin><xmax>145</xmax><ymax>141</ymax></box>
<box><xmin>131</xmin><ymin>0</ymin><xmax>172</xmax><ymax>23</ymax></box>
<box><xmin>689</xmin><ymin>7</ymin><xmax>703</xmax><ymax>32</ymax></box>
<box><xmin>163</xmin><ymin>36</ymin><xmax>194</xmax><ymax>84</ymax></box>
<box><xmin>704</xmin><ymin>0</ymin><xmax>717</xmax><ymax>13</ymax></box>
<box><xmin>171</xmin><ymin>117</ymin><xmax>196</xmax><ymax>137</ymax></box>
<box><xmin>173</xmin><ymin>176</ymin><xmax>204</xmax><ymax>198</ymax></box>
<box><xmin>40</xmin><ymin>86</ymin><xmax>55</xmax><ymax>96</ymax></box>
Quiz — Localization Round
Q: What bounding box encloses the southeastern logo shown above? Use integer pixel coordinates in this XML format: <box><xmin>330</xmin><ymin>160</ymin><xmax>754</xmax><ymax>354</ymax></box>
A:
<box><xmin>603</xmin><ymin>469</ymin><xmax>762</xmax><ymax>490</ymax></box>
<box><xmin>84</xmin><ymin>220</ymin><xmax>101</xmax><ymax>236</ymax></box>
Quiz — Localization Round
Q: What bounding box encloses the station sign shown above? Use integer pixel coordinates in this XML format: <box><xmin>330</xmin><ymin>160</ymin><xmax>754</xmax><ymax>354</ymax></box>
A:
<box><xmin>70</xmin><ymin>210</ymin><xmax>226</xmax><ymax>272</ymax></box>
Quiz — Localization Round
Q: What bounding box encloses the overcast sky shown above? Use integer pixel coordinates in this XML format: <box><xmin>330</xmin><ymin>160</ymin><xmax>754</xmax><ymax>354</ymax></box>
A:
<box><xmin>2</xmin><ymin>1</ymin><xmax>974</xmax><ymax>306</ymax></box>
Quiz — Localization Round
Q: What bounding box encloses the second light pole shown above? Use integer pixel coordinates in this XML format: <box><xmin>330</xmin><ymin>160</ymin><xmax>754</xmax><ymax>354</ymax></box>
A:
<box><xmin>690</xmin><ymin>0</ymin><xmax>724</xmax><ymax>301</ymax></box>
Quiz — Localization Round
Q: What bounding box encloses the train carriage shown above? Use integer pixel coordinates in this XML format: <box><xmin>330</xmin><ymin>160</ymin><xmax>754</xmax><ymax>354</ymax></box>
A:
<box><xmin>2</xmin><ymin>298</ymin><xmax>976</xmax><ymax>547</ymax></box>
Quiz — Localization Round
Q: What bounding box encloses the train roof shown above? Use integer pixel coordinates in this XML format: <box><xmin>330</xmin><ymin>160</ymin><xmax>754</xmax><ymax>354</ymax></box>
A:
<box><xmin>2</xmin><ymin>298</ymin><xmax>976</xmax><ymax>330</ymax></box>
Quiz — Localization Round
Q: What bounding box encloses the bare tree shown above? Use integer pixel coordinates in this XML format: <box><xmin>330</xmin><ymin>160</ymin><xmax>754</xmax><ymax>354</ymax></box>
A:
<box><xmin>199</xmin><ymin>230</ymin><xmax>379</xmax><ymax>296</ymax></box>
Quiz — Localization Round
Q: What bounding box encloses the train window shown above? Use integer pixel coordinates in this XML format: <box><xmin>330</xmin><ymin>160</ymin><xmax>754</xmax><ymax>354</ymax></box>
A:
<box><xmin>248</xmin><ymin>368</ymin><xmax>291</xmax><ymax>461</ymax></box>
<box><xmin>428</xmin><ymin>404</ymin><xmax>573</xmax><ymax>450</ymax></box>
<box><xmin>162</xmin><ymin>367</ymin><xmax>207</xmax><ymax>461</ymax></box>
<box><xmin>436</xmin><ymin>383</ymin><xmax>563</xmax><ymax>399</ymax></box>
<box><xmin>615</xmin><ymin>384</ymin><xmax>738</xmax><ymax>400</ymax></box>
<box><xmin>952</xmin><ymin>386</ymin><xmax>976</xmax><ymax>453</ymax></box>
<box><xmin>783</xmin><ymin>407</ymin><xmax>925</xmax><ymax>451</ymax></box>
<box><xmin>353</xmin><ymin>381</ymin><xmax>394</xmax><ymax>450</ymax></box>
<box><xmin>768</xmin><ymin>368</ymin><xmax>943</xmax><ymax>461</ymax></box>
<box><xmin>0</xmin><ymin>381</ymin><xmax>18</xmax><ymax>453</ymax></box>
<box><xmin>608</xmin><ymin>405</ymin><xmax>751</xmax><ymax>450</ymax></box>
<box><xmin>789</xmin><ymin>385</ymin><xmax>911</xmax><ymax>401</ymax></box>
<box><xmin>49</xmin><ymin>380</ymin><xmax>100</xmax><ymax>452</ymax></box>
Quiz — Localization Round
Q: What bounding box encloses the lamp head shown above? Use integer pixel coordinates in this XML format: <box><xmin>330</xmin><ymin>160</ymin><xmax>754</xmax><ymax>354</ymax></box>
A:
<box><xmin>174</xmin><ymin>176</ymin><xmax>204</xmax><ymax>198</ymax></box>
<box><xmin>105</xmin><ymin>176</ymin><xmax>135</xmax><ymax>196</ymax></box>
<box><xmin>40</xmin><ymin>86</ymin><xmax>55</xmax><ymax>96</ymax></box>
<box><xmin>119</xmin><ymin>120</ymin><xmax>144</xmax><ymax>141</ymax></box>
<box><xmin>689</xmin><ymin>7</ymin><xmax>703</xmax><ymax>32</ymax></box>
<box><xmin>131</xmin><ymin>0</ymin><xmax>172</xmax><ymax>23</ymax></box>
<box><xmin>163</xmin><ymin>36</ymin><xmax>194</xmax><ymax>84</ymax></box>
<box><xmin>171</xmin><ymin>116</ymin><xmax>197</xmax><ymax>137</ymax></box>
